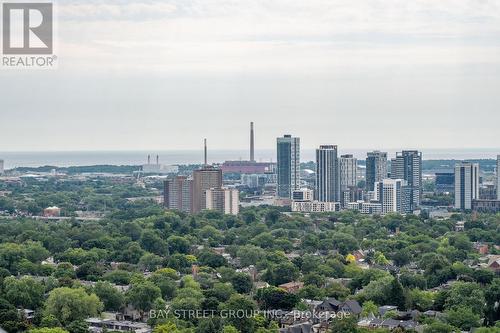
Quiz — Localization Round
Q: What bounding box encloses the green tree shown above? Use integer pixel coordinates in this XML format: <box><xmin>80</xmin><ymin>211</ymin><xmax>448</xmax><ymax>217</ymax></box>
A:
<box><xmin>222</xmin><ymin>326</ymin><xmax>239</xmax><ymax>333</ymax></box>
<box><xmin>138</xmin><ymin>253</ymin><xmax>164</xmax><ymax>271</ymax></box>
<box><xmin>24</xmin><ymin>241</ymin><xmax>50</xmax><ymax>263</ymax></box>
<box><xmin>167</xmin><ymin>236</ymin><xmax>191</xmax><ymax>254</ymax></box>
<box><xmin>329</xmin><ymin>315</ymin><xmax>358</xmax><ymax>333</ymax></box>
<box><xmin>264</xmin><ymin>261</ymin><xmax>299</xmax><ymax>286</ymax></box>
<box><xmin>406</xmin><ymin>289</ymin><xmax>434</xmax><ymax>311</ymax></box>
<box><xmin>66</xmin><ymin>320</ymin><xmax>89</xmax><ymax>333</ymax></box>
<box><xmin>445</xmin><ymin>282</ymin><xmax>485</xmax><ymax>316</ymax></box>
<box><xmin>198</xmin><ymin>251</ymin><xmax>227</xmax><ymax>268</ymax></box>
<box><xmin>484</xmin><ymin>278</ymin><xmax>500</xmax><ymax>325</ymax></box>
<box><xmin>44</xmin><ymin>287</ymin><xmax>103</xmax><ymax>325</ymax></box>
<box><xmin>93</xmin><ymin>281</ymin><xmax>125</xmax><ymax>311</ymax></box>
<box><xmin>140</xmin><ymin>230</ymin><xmax>168</xmax><ymax>255</ymax></box>
<box><xmin>126</xmin><ymin>281</ymin><xmax>162</xmax><ymax>314</ymax></box>
<box><xmin>230</xmin><ymin>273</ymin><xmax>253</xmax><ymax>294</ymax></box>
<box><xmin>0</xmin><ymin>243</ymin><xmax>25</xmax><ymax>274</ymax></box>
<box><xmin>423</xmin><ymin>321</ymin><xmax>457</xmax><ymax>333</ymax></box>
<box><xmin>28</xmin><ymin>329</ymin><xmax>69</xmax><ymax>333</ymax></box>
<box><xmin>220</xmin><ymin>294</ymin><xmax>256</xmax><ymax>333</ymax></box>
<box><xmin>40</xmin><ymin>314</ymin><xmax>62</xmax><ymax>328</ymax></box>
<box><xmin>256</xmin><ymin>287</ymin><xmax>299</xmax><ymax>310</ymax></box>
<box><xmin>330</xmin><ymin>233</ymin><xmax>359</xmax><ymax>255</ymax></box>
<box><xmin>387</xmin><ymin>277</ymin><xmax>406</xmax><ymax>310</ymax></box>
<box><xmin>361</xmin><ymin>301</ymin><xmax>378</xmax><ymax>317</ymax></box>
<box><xmin>3</xmin><ymin>276</ymin><xmax>45</xmax><ymax>309</ymax></box>
<box><xmin>445</xmin><ymin>307</ymin><xmax>481</xmax><ymax>330</ymax></box>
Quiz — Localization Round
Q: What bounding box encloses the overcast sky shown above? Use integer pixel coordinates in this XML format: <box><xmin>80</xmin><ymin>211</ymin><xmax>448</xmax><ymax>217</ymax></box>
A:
<box><xmin>1</xmin><ymin>0</ymin><xmax>499</xmax><ymax>152</ymax></box>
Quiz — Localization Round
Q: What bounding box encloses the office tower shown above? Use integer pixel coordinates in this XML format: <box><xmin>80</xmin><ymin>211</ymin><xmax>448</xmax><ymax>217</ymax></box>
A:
<box><xmin>250</xmin><ymin>122</ymin><xmax>255</xmax><ymax>162</ymax></box>
<box><xmin>192</xmin><ymin>166</ymin><xmax>223</xmax><ymax>213</ymax></box>
<box><xmin>366</xmin><ymin>151</ymin><xmax>388</xmax><ymax>191</ymax></box>
<box><xmin>0</xmin><ymin>159</ymin><xmax>3</xmax><ymax>175</ymax></box>
<box><xmin>164</xmin><ymin>176</ymin><xmax>193</xmax><ymax>213</ymax></box>
<box><xmin>375</xmin><ymin>178</ymin><xmax>411</xmax><ymax>214</ymax></box>
<box><xmin>497</xmin><ymin>155</ymin><xmax>500</xmax><ymax>200</ymax></box>
<box><xmin>391</xmin><ymin>150</ymin><xmax>422</xmax><ymax>210</ymax></box>
<box><xmin>315</xmin><ymin>145</ymin><xmax>340</xmax><ymax>202</ymax></box>
<box><xmin>206</xmin><ymin>187</ymin><xmax>240</xmax><ymax>215</ymax></box>
<box><xmin>454</xmin><ymin>162</ymin><xmax>479</xmax><ymax>210</ymax></box>
<box><xmin>276</xmin><ymin>135</ymin><xmax>300</xmax><ymax>198</ymax></box>
<box><xmin>435</xmin><ymin>172</ymin><xmax>455</xmax><ymax>194</ymax></box>
<box><xmin>340</xmin><ymin>154</ymin><xmax>357</xmax><ymax>190</ymax></box>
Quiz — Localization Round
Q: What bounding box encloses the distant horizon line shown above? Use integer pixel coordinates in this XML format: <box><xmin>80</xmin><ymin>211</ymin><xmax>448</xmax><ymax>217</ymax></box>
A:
<box><xmin>1</xmin><ymin>147</ymin><xmax>499</xmax><ymax>153</ymax></box>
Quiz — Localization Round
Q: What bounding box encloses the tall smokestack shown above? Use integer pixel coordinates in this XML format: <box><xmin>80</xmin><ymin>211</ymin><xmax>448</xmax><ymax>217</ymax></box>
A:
<box><xmin>250</xmin><ymin>122</ymin><xmax>255</xmax><ymax>162</ymax></box>
<box><xmin>156</xmin><ymin>155</ymin><xmax>159</xmax><ymax>165</ymax></box>
<box><xmin>204</xmin><ymin>138</ymin><xmax>208</xmax><ymax>165</ymax></box>
<box><xmin>148</xmin><ymin>154</ymin><xmax>151</xmax><ymax>165</ymax></box>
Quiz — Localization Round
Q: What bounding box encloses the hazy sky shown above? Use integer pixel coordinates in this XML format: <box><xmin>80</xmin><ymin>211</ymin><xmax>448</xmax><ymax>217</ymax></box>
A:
<box><xmin>1</xmin><ymin>0</ymin><xmax>499</xmax><ymax>151</ymax></box>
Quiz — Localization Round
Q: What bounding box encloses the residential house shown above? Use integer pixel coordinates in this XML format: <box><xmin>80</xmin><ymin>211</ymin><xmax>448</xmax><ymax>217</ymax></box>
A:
<box><xmin>278</xmin><ymin>323</ymin><xmax>313</xmax><ymax>333</ymax></box>
<box><xmin>278</xmin><ymin>281</ymin><xmax>304</xmax><ymax>293</ymax></box>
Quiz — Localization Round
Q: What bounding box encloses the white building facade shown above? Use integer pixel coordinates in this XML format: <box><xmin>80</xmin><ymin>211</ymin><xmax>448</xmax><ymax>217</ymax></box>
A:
<box><xmin>206</xmin><ymin>188</ymin><xmax>240</xmax><ymax>215</ymax></box>
<box><xmin>291</xmin><ymin>200</ymin><xmax>340</xmax><ymax>213</ymax></box>
<box><xmin>340</xmin><ymin>154</ymin><xmax>357</xmax><ymax>190</ymax></box>
<box><xmin>375</xmin><ymin>178</ymin><xmax>411</xmax><ymax>214</ymax></box>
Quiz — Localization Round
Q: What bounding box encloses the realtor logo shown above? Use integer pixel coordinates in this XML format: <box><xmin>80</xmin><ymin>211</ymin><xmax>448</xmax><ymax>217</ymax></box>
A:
<box><xmin>2</xmin><ymin>2</ymin><xmax>53</xmax><ymax>54</ymax></box>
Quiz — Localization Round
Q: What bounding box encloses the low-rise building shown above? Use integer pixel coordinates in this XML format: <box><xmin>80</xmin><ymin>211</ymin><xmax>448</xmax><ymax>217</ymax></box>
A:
<box><xmin>472</xmin><ymin>199</ymin><xmax>500</xmax><ymax>213</ymax></box>
<box><xmin>85</xmin><ymin>318</ymin><xmax>151</xmax><ymax>333</ymax></box>
<box><xmin>278</xmin><ymin>281</ymin><xmax>304</xmax><ymax>293</ymax></box>
<box><xmin>43</xmin><ymin>206</ymin><xmax>61</xmax><ymax>217</ymax></box>
<box><xmin>291</xmin><ymin>200</ymin><xmax>340</xmax><ymax>213</ymax></box>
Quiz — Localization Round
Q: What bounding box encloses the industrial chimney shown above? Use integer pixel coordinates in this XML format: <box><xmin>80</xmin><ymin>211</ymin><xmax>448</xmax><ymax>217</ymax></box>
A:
<box><xmin>156</xmin><ymin>155</ymin><xmax>159</xmax><ymax>165</ymax></box>
<box><xmin>147</xmin><ymin>154</ymin><xmax>151</xmax><ymax>165</ymax></box>
<box><xmin>250</xmin><ymin>122</ymin><xmax>255</xmax><ymax>162</ymax></box>
<box><xmin>204</xmin><ymin>138</ymin><xmax>208</xmax><ymax>165</ymax></box>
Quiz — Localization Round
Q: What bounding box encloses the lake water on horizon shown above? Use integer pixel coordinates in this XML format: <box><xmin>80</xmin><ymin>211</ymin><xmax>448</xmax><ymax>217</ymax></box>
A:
<box><xmin>0</xmin><ymin>148</ymin><xmax>499</xmax><ymax>169</ymax></box>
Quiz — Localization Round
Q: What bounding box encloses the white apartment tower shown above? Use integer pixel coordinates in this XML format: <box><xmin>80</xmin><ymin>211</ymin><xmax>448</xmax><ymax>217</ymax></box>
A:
<box><xmin>454</xmin><ymin>162</ymin><xmax>479</xmax><ymax>210</ymax></box>
<box><xmin>340</xmin><ymin>154</ymin><xmax>357</xmax><ymax>190</ymax></box>
<box><xmin>206</xmin><ymin>187</ymin><xmax>240</xmax><ymax>215</ymax></box>
<box><xmin>375</xmin><ymin>178</ymin><xmax>411</xmax><ymax>214</ymax></box>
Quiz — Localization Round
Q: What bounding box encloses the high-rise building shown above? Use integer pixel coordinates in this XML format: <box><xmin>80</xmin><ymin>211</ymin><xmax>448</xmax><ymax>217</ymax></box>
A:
<box><xmin>374</xmin><ymin>178</ymin><xmax>411</xmax><ymax>214</ymax></box>
<box><xmin>497</xmin><ymin>155</ymin><xmax>500</xmax><ymax>200</ymax></box>
<box><xmin>206</xmin><ymin>187</ymin><xmax>239</xmax><ymax>215</ymax></box>
<box><xmin>391</xmin><ymin>150</ymin><xmax>422</xmax><ymax>210</ymax></box>
<box><xmin>340</xmin><ymin>154</ymin><xmax>357</xmax><ymax>190</ymax></box>
<box><xmin>454</xmin><ymin>162</ymin><xmax>479</xmax><ymax>210</ymax></box>
<box><xmin>365</xmin><ymin>151</ymin><xmax>388</xmax><ymax>191</ymax></box>
<box><xmin>276</xmin><ymin>135</ymin><xmax>300</xmax><ymax>198</ymax></box>
<box><xmin>342</xmin><ymin>186</ymin><xmax>364</xmax><ymax>207</ymax></box>
<box><xmin>0</xmin><ymin>159</ymin><xmax>4</xmax><ymax>175</ymax></box>
<box><xmin>435</xmin><ymin>172</ymin><xmax>455</xmax><ymax>194</ymax></box>
<box><xmin>192</xmin><ymin>166</ymin><xmax>223</xmax><ymax>213</ymax></box>
<box><xmin>315</xmin><ymin>145</ymin><xmax>341</xmax><ymax>202</ymax></box>
<box><xmin>164</xmin><ymin>176</ymin><xmax>193</xmax><ymax>213</ymax></box>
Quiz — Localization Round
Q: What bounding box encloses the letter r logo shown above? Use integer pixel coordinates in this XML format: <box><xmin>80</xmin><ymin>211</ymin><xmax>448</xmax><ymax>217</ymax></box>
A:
<box><xmin>2</xmin><ymin>2</ymin><xmax>53</xmax><ymax>54</ymax></box>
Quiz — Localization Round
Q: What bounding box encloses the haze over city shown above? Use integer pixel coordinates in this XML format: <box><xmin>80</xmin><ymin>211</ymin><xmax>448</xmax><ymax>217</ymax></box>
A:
<box><xmin>1</xmin><ymin>0</ymin><xmax>500</xmax><ymax>151</ymax></box>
